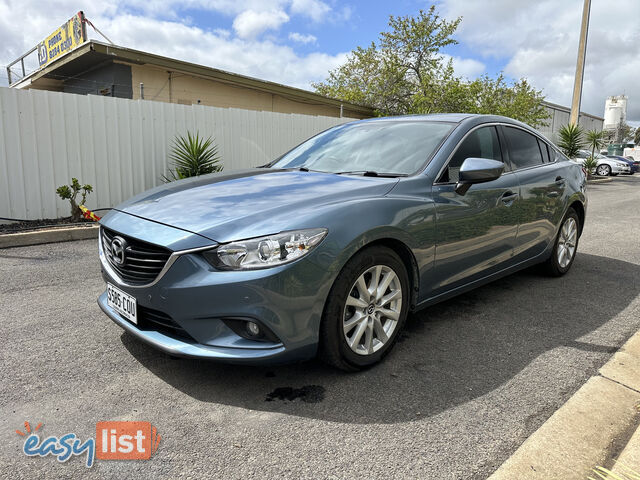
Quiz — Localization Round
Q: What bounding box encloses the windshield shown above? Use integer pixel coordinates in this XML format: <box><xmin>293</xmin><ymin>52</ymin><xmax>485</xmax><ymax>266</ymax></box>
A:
<box><xmin>270</xmin><ymin>120</ymin><xmax>453</xmax><ymax>175</ymax></box>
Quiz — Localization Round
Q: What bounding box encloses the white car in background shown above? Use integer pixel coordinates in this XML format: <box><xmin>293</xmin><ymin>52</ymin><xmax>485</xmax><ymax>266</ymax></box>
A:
<box><xmin>574</xmin><ymin>150</ymin><xmax>630</xmax><ymax>176</ymax></box>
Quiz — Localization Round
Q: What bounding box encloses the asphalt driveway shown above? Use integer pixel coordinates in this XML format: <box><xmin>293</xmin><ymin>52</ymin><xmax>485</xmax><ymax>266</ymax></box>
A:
<box><xmin>2</xmin><ymin>175</ymin><xmax>640</xmax><ymax>479</ymax></box>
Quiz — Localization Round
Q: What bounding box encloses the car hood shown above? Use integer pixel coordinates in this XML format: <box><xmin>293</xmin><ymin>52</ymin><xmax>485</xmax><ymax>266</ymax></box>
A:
<box><xmin>114</xmin><ymin>169</ymin><xmax>399</xmax><ymax>243</ymax></box>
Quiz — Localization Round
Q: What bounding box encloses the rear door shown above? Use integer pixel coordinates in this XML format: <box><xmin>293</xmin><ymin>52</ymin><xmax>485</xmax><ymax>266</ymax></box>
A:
<box><xmin>431</xmin><ymin>125</ymin><xmax>520</xmax><ymax>296</ymax></box>
<box><xmin>500</xmin><ymin>126</ymin><xmax>566</xmax><ymax>260</ymax></box>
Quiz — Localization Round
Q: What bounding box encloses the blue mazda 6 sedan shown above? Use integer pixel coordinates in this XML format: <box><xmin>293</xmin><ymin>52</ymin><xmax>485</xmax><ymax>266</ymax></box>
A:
<box><xmin>98</xmin><ymin>114</ymin><xmax>587</xmax><ymax>371</ymax></box>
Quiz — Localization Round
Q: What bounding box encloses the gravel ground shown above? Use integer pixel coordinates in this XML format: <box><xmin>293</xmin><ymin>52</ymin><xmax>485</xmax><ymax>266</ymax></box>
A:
<box><xmin>1</xmin><ymin>175</ymin><xmax>639</xmax><ymax>479</ymax></box>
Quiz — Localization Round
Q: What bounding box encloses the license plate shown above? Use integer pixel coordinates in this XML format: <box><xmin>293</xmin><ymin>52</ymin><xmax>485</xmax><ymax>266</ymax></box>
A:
<box><xmin>107</xmin><ymin>283</ymin><xmax>138</xmax><ymax>325</ymax></box>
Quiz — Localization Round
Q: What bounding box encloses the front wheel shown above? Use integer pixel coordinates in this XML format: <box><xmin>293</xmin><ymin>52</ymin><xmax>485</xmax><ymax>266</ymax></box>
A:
<box><xmin>318</xmin><ymin>246</ymin><xmax>409</xmax><ymax>371</ymax></box>
<box><xmin>544</xmin><ymin>208</ymin><xmax>580</xmax><ymax>277</ymax></box>
<box><xmin>596</xmin><ymin>164</ymin><xmax>611</xmax><ymax>176</ymax></box>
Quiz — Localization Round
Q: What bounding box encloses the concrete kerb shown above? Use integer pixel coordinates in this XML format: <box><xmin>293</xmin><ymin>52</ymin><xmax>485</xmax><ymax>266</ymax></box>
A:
<box><xmin>489</xmin><ymin>329</ymin><xmax>640</xmax><ymax>479</ymax></box>
<box><xmin>0</xmin><ymin>224</ymin><xmax>99</xmax><ymax>249</ymax></box>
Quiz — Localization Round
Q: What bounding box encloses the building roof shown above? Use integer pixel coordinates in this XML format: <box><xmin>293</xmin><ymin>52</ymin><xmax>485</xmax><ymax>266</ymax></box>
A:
<box><xmin>541</xmin><ymin>99</ymin><xmax>604</xmax><ymax>121</ymax></box>
<box><xmin>11</xmin><ymin>40</ymin><xmax>604</xmax><ymax>122</ymax></box>
<box><xmin>12</xmin><ymin>40</ymin><xmax>376</xmax><ymax>117</ymax></box>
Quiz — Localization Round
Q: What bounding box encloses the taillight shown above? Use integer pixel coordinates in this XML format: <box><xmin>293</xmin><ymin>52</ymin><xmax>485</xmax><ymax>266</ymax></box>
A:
<box><xmin>581</xmin><ymin>167</ymin><xmax>588</xmax><ymax>178</ymax></box>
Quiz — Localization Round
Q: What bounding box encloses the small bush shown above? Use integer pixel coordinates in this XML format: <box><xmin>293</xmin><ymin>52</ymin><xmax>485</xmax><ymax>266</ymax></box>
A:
<box><xmin>557</xmin><ymin>124</ymin><xmax>585</xmax><ymax>158</ymax></box>
<box><xmin>56</xmin><ymin>178</ymin><xmax>93</xmax><ymax>222</ymax></box>
<box><xmin>582</xmin><ymin>156</ymin><xmax>598</xmax><ymax>178</ymax></box>
<box><xmin>162</xmin><ymin>132</ymin><xmax>222</xmax><ymax>182</ymax></box>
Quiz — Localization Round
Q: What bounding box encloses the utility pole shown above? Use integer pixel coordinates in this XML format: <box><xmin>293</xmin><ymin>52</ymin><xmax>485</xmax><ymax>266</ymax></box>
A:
<box><xmin>569</xmin><ymin>0</ymin><xmax>592</xmax><ymax>125</ymax></box>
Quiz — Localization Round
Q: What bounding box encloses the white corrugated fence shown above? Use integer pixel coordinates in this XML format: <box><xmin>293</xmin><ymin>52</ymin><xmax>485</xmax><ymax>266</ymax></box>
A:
<box><xmin>0</xmin><ymin>87</ymin><xmax>355</xmax><ymax>220</ymax></box>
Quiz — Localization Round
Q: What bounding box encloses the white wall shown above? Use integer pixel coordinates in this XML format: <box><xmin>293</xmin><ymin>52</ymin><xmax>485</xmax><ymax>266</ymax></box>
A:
<box><xmin>0</xmin><ymin>87</ymin><xmax>355</xmax><ymax>220</ymax></box>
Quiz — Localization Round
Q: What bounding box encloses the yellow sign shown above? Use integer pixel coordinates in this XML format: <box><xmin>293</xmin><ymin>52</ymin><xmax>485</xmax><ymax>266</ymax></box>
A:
<box><xmin>37</xmin><ymin>12</ymin><xmax>86</xmax><ymax>68</ymax></box>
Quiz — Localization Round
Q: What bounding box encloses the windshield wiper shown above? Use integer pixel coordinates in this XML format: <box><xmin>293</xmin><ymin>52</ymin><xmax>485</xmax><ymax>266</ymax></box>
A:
<box><xmin>334</xmin><ymin>170</ymin><xmax>406</xmax><ymax>178</ymax></box>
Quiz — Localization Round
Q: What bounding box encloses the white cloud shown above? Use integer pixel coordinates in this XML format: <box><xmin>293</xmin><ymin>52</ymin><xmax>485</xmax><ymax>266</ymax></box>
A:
<box><xmin>0</xmin><ymin>1</ymin><xmax>349</xmax><ymax>89</ymax></box>
<box><xmin>288</xmin><ymin>32</ymin><xmax>317</xmax><ymax>44</ymax></box>
<box><xmin>290</xmin><ymin>0</ymin><xmax>330</xmax><ymax>22</ymax></box>
<box><xmin>232</xmin><ymin>9</ymin><xmax>290</xmax><ymax>39</ymax></box>
<box><xmin>92</xmin><ymin>14</ymin><xmax>345</xmax><ymax>90</ymax></box>
<box><xmin>441</xmin><ymin>54</ymin><xmax>486</xmax><ymax>79</ymax></box>
<box><xmin>440</xmin><ymin>0</ymin><xmax>640</xmax><ymax>122</ymax></box>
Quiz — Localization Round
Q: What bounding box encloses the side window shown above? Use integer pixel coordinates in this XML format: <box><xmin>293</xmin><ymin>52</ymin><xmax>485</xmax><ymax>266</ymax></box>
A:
<box><xmin>538</xmin><ymin>139</ymin><xmax>550</xmax><ymax>163</ymax></box>
<box><xmin>550</xmin><ymin>147</ymin><xmax>568</xmax><ymax>162</ymax></box>
<box><xmin>439</xmin><ymin>126</ymin><xmax>502</xmax><ymax>183</ymax></box>
<box><xmin>504</xmin><ymin>127</ymin><xmax>544</xmax><ymax>169</ymax></box>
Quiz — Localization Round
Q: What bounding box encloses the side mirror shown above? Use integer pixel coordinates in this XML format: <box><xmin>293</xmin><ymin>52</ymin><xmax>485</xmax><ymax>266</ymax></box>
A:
<box><xmin>454</xmin><ymin>157</ymin><xmax>505</xmax><ymax>195</ymax></box>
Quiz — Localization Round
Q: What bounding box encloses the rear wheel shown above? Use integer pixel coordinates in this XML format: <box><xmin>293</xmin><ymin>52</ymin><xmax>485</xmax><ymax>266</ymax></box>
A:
<box><xmin>319</xmin><ymin>246</ymin><xmax>409</xmax><ymax>371</ymax></box>
<box><xmin>596</xmin><ymin>164</ymin><xmax>611</xmax><ymax>176</ymax></box>
<box><xmin>544</xmin><ymin>208</ymin><xmax>580</xmax><ymax>277</ymax></box>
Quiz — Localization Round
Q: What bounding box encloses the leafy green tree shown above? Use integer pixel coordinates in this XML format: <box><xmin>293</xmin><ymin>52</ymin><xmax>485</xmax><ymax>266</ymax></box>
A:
<box><xmin>56</xmin><ymin>178</ymin><xmax>93</xmax><ymax>222</ymax></box>
<box><xmin>557</xmin><ymin>124</ymin><xmax>585</xmax><ymax>158</ymax></box>
<box><xmin>163</xmin><ymin>132</ymin><xmax>222</xmax><ymax>182</ymax></box>
<box><xmin>313</xmin><ymin>6</ymin><xmax>549</xmax><ymax>127</ymax></box>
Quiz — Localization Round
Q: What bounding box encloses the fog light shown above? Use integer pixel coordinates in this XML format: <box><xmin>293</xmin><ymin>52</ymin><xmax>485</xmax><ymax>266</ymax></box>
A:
<box><xmin>246</xmin><ymin>321</ymin><xmax>261</xmax><ymax>337</ymax></box>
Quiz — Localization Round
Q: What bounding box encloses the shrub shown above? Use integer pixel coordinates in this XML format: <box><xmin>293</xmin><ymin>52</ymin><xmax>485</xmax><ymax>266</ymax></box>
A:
<box><xmin>56</xmin><ymin>178</ymin><xmax>93</xmax><ymax>222</ymax></box>
<box><xmin>582</xmin><ymin>156</ymin><xmax>598</xmax><ymax>178</ymax></box>
<box><xmin>162</xmin><ymin>132</ymin><xmax>222</xmax><ymax>182</ymax></box>
<box><xmin>557</xmin><ymin>124</ymin><xmax>585</xmax><ymax>158</ymax></box>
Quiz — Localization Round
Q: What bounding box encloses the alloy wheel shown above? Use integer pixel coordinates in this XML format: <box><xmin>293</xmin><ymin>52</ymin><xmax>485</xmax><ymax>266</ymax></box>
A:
<box><xmin>557</xmin><ymin>217</ymin><xmax>578</xmax><ymax>268</ymax></box>
<box><xmin>597</xmin><ymin>165</ymin><xmax>609</xmax><ymax>176</ymax></box>
<box><xmin>342</xmin><ymin>265</ymin><xmax>402</xmax><ymax>355</ymax></box>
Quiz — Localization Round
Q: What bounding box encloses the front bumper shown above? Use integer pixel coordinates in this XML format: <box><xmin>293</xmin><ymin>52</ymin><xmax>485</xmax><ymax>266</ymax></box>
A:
<box><xmin>611</xmin><ymin>164</ymin><xmax>631</xmax><ymax>174</ymax></box>
<box><xmin>98</xmin><ymin>292</ymin><xmax>287</xmax><ymax>363</ymax></box>
<box><xmin>97</xmin><ymin>219</ymin><xmax>336</xmax><ymax>365</ymax></box>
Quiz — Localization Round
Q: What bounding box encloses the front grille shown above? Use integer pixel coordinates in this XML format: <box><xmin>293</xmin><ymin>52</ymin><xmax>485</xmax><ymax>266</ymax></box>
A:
<box><xmin>101</xmin><ymin>227</ymin><xmax>171</xmax><ymax>286</ymax></box>
<box><xmin>137</xmin><ymin>306</ymin><xmax>195</xmax><ymax>342</ymax></box>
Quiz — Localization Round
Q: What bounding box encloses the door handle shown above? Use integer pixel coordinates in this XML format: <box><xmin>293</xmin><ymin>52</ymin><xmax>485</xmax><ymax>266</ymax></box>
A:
<box><xmin>500</xmin><ymin>191</ymin><xmax>518</xmax><ymax>205</ymax></box>
<box><xmin>555</xmin><ymin>176</ymin><xmax>565</xmax><ymax>186</ymax></box>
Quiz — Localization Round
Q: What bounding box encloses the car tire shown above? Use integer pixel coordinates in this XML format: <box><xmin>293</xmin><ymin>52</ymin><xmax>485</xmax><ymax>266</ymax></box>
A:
<box><xmin>596</xmin><ymin>164</ymin><xmax>611</xmax><ymax>176</ymax></box>
<box><xmin>544</xmin><ymin>208</ymin><xmax>580</xmax><ymax>277</ymax></box>
<box><xmin>318</xmin><ymin>246</ymin><xmax>410</xmax><ymax>371</ymax></box>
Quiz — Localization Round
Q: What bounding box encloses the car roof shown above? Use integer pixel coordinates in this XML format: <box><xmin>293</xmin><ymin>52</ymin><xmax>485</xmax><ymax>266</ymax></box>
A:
<box><xmin>354</xmin><ymin>113</ymin><xmax>529</xmax><ymax>126</ymax></box>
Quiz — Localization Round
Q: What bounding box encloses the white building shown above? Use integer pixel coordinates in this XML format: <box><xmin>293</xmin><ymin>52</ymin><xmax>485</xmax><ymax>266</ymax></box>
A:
<box><xmin>603</xmin><ymin>95</ymin><xmax>628</xmax><ymax>130</ymax></box>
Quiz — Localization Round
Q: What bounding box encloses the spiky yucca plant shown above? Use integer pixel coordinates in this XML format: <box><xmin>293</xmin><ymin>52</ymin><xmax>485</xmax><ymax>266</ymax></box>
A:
<box><xmin>583</xmin><ymin>156</ymin><xmax>598</xmax><ymax>179</ymax></box>
<box><xmin>162</xmin><ymin>132</ymin><xmax>222</xmax><ymax>182</ymax></box>
<box><xmin>557</xmin><ymin>123</ymin><xmax>585</xmax><ymax>159</ymax></box>
<box><xmin>586</xmin><ymin>129</ymin><xmax>606</xmax><ymax>160</ymax></box>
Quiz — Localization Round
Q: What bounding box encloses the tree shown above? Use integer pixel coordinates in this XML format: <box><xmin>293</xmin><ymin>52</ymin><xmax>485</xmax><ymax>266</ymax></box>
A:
<box><xmin>557</xmin><ymin>124</ymin><xmax>585</xmax><ymax>158</ymax></box>
<box><xmin>604</xmin><ymin>122</ymin><xmax>634</xmax><ymax>144</ymax></box>
<box><xmin>313</xmin><ymin>6</ymin><xmax>549</xmax><ymax>128</ymax></box>
<box><xmin>617</xmin><ymin>122</ymin><xmax>634</xmax><ymax>143</ymax></box>
<box><xmin>634</xmin><ymin>126</ymin><xmax>640</xmax><ymax>145</ymax></box>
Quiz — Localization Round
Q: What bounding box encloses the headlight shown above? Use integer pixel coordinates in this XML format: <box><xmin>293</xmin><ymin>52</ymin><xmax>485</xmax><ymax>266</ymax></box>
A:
<box><xmin>203</xmin><ymin>228</ymin><xmax>328</xmax><ymax>270</ymax></box>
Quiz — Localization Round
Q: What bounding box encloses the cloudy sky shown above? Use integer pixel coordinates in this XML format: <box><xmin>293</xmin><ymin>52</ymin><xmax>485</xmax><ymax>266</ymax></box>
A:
<box><xmin>1</xmin><ymin>0</ymin><xmax>638</xmax><ymax>124</ymax></box>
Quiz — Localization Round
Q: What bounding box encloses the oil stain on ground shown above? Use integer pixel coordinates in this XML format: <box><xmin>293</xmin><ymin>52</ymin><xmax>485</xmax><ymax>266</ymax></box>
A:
<box><xmin>265</xmin><ymin>385</ymin><xmax>325</xmax><ymax>403</ymax></box>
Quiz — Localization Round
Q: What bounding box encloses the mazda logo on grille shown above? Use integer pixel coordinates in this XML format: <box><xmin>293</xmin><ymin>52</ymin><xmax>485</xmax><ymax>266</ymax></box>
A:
<box><xmin>110</xmin><ymin>237</ymin><xmax>127</xmax><ymax>265</ymax></box>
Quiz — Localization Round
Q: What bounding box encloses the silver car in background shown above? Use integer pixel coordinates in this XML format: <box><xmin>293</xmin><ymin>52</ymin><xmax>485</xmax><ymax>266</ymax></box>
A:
<box><xmin>574</xmin><ymin>150</ymin><xmax>630</xmax><ymax>176</ymax></box>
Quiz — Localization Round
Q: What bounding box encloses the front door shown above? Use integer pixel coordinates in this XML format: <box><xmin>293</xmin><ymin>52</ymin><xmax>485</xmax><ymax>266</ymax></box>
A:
<box><xmin>430</xmin><ymin>125</ymin><xmax>520</xmax><ymax>296</ymax></box>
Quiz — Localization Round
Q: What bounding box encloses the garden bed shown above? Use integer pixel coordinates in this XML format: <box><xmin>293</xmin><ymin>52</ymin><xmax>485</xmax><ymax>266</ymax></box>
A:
<box><xmin>0</xmin><ymin>217</ymin><xmax>96</xmax><ymax>235</ymax></box>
